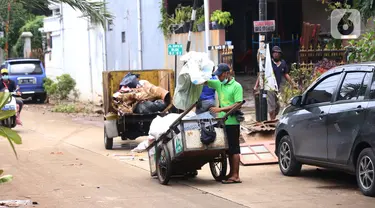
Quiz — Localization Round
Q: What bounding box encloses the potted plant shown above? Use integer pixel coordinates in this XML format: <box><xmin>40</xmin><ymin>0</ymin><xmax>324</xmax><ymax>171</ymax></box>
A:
<box><xmin>210</xmin><ymin>10</ymin><xmax>234</xmax><ymax>30</ymax></box>
<box><xmin>172</xmin><ymin>5</ymin><xmax>192</xmax><ymax>34</ymax></box>
<box><xmin>196</xmin><ymin>15</ymin><xmax>205</xmax><ymax>32</ymax></box>
<box><xmin>195</xmin><ymin>6</ymin><xmax>205</xmax><ymax>32</ymax></box>
<box><xmin>181</xmin><ymin>5</ymin><xmax>192</xmax><ymax>33</ymax></box>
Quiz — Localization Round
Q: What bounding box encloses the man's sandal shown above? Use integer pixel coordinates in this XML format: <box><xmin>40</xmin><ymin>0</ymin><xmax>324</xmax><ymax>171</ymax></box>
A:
<box><xmin>221</xmin><ymin>179</ymin><xmax>242</xmax><ymax>184</ymax></box>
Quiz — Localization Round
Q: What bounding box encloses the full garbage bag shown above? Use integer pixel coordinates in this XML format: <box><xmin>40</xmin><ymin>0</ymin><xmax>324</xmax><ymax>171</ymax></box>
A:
<box><xmin>148</xmin><ymin>113</ymin><xmax>181</xmax><ymax>140</ymax></box>
<box><xmin>173</xmin><ymin>51</ymin><xmax>215</xmax><ymax>110</ymax></box>
<box><xmin>120</xmin><ymin>73</ymin><xmax>139</xmax><ymax>89</ymax></box>
<box><xmin>148</xmin><ymin>112</ymin><xmax>198</xmax><ymax>140</ymax></box>
<box><xmin>133</xmin><ymin>100</ymin><xmax>167</xmax><ymax>114</ymax></box>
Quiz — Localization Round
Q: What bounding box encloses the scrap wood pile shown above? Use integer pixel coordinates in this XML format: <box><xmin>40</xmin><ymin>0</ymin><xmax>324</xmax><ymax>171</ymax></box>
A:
<box><xmin>112</xmin><ymin>73</ymin><xmax>170</xmax><ymax>115</ymax></box>
<box><xmin>241</xmin><ymin>120</ymin><xmax>278</xmax><ymax>134</ymax></box>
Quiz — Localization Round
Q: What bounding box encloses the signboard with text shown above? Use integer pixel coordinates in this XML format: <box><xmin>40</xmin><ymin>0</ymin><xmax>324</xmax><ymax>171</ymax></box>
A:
<box><xmin>168</xmin><ymin>44</ymin><xmax>183</xmax><ymax>56</ymax></box>
<box><xmin>254</xmin><ymin>20</ymin><xmax>275</xmax><ymax>33</ymax></box>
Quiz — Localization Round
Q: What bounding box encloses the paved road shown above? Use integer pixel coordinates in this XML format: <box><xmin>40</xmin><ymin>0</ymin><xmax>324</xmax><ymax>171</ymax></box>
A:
<box><xmin>1</xmin><ymin>109</ymin><xmax>374</xmax><ymax>208</ymax></box>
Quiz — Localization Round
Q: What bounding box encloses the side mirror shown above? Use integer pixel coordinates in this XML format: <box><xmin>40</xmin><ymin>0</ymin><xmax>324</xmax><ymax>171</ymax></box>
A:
<box><xmin>290</xmin><ymin>95</ymin><xmax>302</xmax><ymax>107</ymax></box>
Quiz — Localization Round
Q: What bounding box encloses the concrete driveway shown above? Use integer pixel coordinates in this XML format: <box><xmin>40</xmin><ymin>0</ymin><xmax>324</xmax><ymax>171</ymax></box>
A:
<box><xmin>0</xmin><ymin>108</ymin><xmax>374</xmax><ymax>207</ymax></box>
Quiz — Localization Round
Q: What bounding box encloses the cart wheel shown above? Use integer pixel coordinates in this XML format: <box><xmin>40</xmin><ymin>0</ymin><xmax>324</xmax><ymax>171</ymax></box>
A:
<box><xmin>104</xmin><ymin>130</ymin><xmax>113</xmax><ymax>150</ymax></box>
<box><xmin>209</xmin><ymin>153</ymin><xmax>228</xmax><ymax>181</ymax></box>
<box><xmin>156</xmin><ymin>144</ymin><xmax>172</xmax><ymax>185</ymax></box>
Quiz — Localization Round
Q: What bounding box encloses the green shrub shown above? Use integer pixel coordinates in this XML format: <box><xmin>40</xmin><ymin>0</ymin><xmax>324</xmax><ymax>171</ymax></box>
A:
<box><xmin>52</xmin><ymin>103</ymin><xmax>91</xmax><ymax>114</ymax></box>
<box><xmin>43</xmin><ymin>74</ymin><xmax>77</xmax><ymax>101</ymax></box>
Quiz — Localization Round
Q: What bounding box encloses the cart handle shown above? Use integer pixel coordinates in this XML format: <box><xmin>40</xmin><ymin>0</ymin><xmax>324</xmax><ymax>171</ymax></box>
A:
<box><xmin>221</xmin><ymin>100</ymin><xmax>246</xmax><ymax>121</ymax></box>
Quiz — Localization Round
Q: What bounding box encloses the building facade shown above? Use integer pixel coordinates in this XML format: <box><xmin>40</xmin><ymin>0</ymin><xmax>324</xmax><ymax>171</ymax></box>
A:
<box><xmin>105</xmin><ymin>0</ymin><xmax>166</xmax><ymax>70</ymax></box>
<box><xmin>43</xmin><ymin>3</ymin><xmax>106</xmax><ymax>103</ymax></box>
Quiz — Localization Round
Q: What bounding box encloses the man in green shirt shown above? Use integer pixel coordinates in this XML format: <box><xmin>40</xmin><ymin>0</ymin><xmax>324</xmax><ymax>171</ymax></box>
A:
<box><xmin>206</xmin><ymin>63</ymin><xmax>243</xmax><ymax>184</ymax></box>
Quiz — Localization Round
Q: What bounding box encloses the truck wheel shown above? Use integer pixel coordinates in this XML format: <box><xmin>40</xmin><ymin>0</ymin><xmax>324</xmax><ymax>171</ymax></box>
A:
<box><xmin>209</xmin><ymin>153</ymin><xmax>227</xmax><ymax>181</ymax></box>
<box><xmin>104</xmin><ymin>131</ymin><xmax>113</xmax><ymax>150</ymax></box>
<box><xmin>356</xmin><ymin>148</ymin><xmax>375</xmax><ymax>197</ymax></box>
<box><xmin>156</xmin><ymin>144</ymin><xmax>172</xmax><ymax>185</ymax></box>
<box><xmin>278</xmin><ymin>135</ymin><xmax>302</xmax><ymax>176</ymax></box>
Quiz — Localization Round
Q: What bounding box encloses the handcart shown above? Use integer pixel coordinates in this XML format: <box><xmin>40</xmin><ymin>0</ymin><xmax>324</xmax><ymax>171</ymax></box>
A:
<box><xmin>146</xmin><ymin>101</ymin><xmax>245</xmax><ymax>185</ymax></box>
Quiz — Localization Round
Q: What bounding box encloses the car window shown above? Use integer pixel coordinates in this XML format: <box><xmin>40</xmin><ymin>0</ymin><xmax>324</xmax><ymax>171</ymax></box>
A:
<box><xmin>305</xmin><ymin>73</ymin><xmax>341</xmax><ymax>105</ymax></box>
<box><xmin>337</xmin><ymin>72</ymin><xmax>367</xmax><ymax>101</ymax></box>
<box><xmin>8</xmin><ymin>61</ymin><xmax>43</xmax><ymax>75</ymax></box>
<box><xmin>369</xmin><ymin>74</ymin><xmax>375</xmax><ymax>100</ymax></box>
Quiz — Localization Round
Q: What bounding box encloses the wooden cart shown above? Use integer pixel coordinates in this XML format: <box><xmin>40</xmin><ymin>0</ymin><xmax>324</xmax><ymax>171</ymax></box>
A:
<box><xmin>147</xmin><ymin>101</ymin><xmax>244</xmax><ymax>185</ymax></box>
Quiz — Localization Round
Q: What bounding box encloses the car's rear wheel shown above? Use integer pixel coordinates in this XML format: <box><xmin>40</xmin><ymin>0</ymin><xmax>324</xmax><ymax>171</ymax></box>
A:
<box><xmin>278</xmin><ymin>135</ymin><xmax>302</xmax><ymax>176</ymax></box>
<box><xmin>33</xmin><ymin>94</ymin><xmax>47</xmax><ymax>104</ymax></box>
<box><xmin>356</xmin><ymin>148</ymin><xmax>375</xmax><ymax>197</ymax></box>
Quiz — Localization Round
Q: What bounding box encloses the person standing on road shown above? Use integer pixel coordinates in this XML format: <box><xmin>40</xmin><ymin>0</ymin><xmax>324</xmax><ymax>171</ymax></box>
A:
<box><xmin>206</xmin><ymin>63</ymin><xmax>243</xmax><ymax>184</ymax></box>
<box><xmin>253</xmin><ymin>46</ymin><xmax>297</xmax><ymax>120</ymax></box>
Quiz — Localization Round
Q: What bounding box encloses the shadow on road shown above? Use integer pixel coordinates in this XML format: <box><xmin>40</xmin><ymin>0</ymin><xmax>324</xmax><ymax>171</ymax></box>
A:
<box><xmin>299</xmin><ymin>168</ymin><xmax>357</xmax><ymax>190</ymax></box>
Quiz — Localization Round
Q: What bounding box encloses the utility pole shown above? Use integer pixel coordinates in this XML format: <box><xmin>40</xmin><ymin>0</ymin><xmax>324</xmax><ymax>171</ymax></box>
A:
<box><xmin>204</xmin><ymin>0</ymin><xmax>210</xmax><ymax>57</ymax></box>
<box><xmin>258</xmin><ymin>0</ymin><xmax>268</xmax><ymax>121</ymax></box>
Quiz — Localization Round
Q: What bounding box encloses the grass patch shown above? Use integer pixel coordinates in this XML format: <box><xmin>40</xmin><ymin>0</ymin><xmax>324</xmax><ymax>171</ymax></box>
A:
<box><xmin>52</xmin><ymin>103</ymin><xmax>92</xmax><ymax>114</ymax></box>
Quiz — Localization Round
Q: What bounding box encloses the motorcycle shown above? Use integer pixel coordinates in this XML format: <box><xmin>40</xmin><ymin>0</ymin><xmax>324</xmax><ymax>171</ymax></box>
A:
<box><xmin>1</xmin><ymin>89</ymin><xmax>21</xmax><ymax>128</ymax></box>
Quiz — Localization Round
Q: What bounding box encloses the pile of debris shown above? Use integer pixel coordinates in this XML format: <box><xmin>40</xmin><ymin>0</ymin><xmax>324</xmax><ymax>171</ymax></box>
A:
<box><xmin>241</xmin><ymin>119</ymin><xmax>278</xmax><ymax>134</ymax></box>
<box><xmin>112</xmin><ymin>73</ymin><xmax>170</xmax><ymax>115</ymax></box>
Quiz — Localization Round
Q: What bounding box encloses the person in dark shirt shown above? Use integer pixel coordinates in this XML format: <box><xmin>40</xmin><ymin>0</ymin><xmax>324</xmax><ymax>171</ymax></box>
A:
<box><xmin>196</xmin><ymin>75</ymin><xmax>217</xmax><ymax>115</ymax></box>
<box><xmin>254</xmin><ymin>46</ymin><xmax>297</xmax><ymax>120</ymax></box>
<box><xmin>0</xmin><ymin>68</ymin><xmax>23</xmax><ymax>125</ymax></box>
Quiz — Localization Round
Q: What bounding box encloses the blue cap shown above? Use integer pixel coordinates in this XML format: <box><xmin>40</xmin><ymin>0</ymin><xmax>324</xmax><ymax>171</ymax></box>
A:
<box><xmin>213</xmin><ymin>63</ymin><xmax>230</xmax><ymax>76</ymax></box>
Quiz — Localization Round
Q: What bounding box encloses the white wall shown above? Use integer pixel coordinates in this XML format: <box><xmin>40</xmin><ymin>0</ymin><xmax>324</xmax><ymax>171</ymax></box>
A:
<box><xmin>105</xmin><ymin>0</ymin><xmax>166</xmax><ymax>70</ymax></box>
<box><xmin>43</xmin><ymin>3</ymin><xmax>105</xmax><ymax>104</ymax></box>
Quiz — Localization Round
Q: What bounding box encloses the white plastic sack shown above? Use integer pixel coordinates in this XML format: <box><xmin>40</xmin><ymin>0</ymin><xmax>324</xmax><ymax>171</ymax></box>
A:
<box><xmin>173</xmin><ymin>51</ymin><xmax>215</xmax><ymax>110</ymax></box>
<box><xmin>264</xmin><ymin>43</ymin><xmax>278</xmax><ymax>92</ymax></box>
<box><xmin>131</xmin><ymin>136</ymin><xmax>155</xmax><ymax>153</ymax></box>
<box><xmin>179</xmin><ymin>51</ymin><xmax>214</xmax><ymax>85</ymax></box>
<box><xmin>148</xmin><ymin>113</ymin><xmax>181</xmax><ymax>140</ymax></box>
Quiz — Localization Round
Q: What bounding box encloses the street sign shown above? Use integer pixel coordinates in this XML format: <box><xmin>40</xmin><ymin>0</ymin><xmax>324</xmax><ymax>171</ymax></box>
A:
<box><xmin>254</xmin><ymin>20</ymin><xmax>275</xmax><ymax>33</ymax></box>
<box><xmin>168</xmin><ymin>44</ymin><xmax>183</xmax><ymax>56</ymax></box>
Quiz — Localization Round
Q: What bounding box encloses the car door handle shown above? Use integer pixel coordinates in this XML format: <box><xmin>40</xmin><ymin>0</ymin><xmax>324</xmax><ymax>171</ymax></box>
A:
<box><xmin>355</xmin><ymin>105</ymin><xmax>365</xmax><ymax>114</ymax></box>
<box><xmin>319</xmin><ymin>111</ymin><xmax>327</xmax><ymax>119</ymax></box>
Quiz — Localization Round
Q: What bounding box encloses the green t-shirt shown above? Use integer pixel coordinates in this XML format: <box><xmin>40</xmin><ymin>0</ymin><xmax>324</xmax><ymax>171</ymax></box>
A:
<box><xmin>207</xmin><ymin>78</ymin><xmax>243</xmax><ymax>125</ymax></box>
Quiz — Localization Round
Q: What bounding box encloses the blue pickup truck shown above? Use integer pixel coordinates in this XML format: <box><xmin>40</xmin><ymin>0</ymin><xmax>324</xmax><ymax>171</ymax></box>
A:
<box><xmin>1</xmin><ymin>58</ymin><xmax>47</xmax><ymax>103</ymax></box>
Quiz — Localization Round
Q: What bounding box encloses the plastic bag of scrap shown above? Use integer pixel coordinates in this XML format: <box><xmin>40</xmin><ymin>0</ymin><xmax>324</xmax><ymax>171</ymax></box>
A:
<box><xmin>133</xmin><ymin>100</ymin><xmax>167</xmax><ymax>114</ymax></box>
<box><xmin>148</xmin><ymin>113</ymin><xmax>181</xmax><ymax>140</ymax></box>
<box><xmin>120</xmin><ymin>73</ymin><xmax>140</xmax><ymax>89</ymax></box>
<box><xmin>179</xmin><ymin>51</ymin><xmax>214</xmax><ymax>85</ymax></box>
<box><xmin>173</xmin><ymin>51</ymin><xmax>214</xmax><ymax>110</ymax></box>
<box><xmin>131</xmin><ymin>136</ymin><xmax>155</xmax><ymax>153</ymax></box>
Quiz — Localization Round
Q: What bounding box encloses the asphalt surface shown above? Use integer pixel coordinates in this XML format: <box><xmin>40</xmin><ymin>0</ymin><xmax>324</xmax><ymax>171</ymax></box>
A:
<box><xmin>0</xmin><ymin>108</ymin><xmax>374</xmax><ymax>208</ymax></box>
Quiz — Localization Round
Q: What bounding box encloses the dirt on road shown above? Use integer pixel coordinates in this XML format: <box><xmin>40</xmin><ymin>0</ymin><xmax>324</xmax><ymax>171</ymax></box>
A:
<box><xmin>0</xmin><ymin>109</ymin><xmax>374</xmax><ymax>208</ymax></box>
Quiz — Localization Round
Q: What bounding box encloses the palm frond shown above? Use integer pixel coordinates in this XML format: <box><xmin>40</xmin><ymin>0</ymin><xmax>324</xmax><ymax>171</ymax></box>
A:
<box><xmin>0</xmin><ymin>0</ymin><xmax>113</xmax><ymax>27</ymax></box>
<box><xmin>355</xmin><ymin>0</ymin><xmax>375</xmax><ymax>23</ymax></box>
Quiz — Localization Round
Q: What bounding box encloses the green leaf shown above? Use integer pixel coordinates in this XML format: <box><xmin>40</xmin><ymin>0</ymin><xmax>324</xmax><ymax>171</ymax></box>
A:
<box><xmin>0</xmin><ymin>175</ymin><xmax>13</xmax><ymax>184</ymax></box>
<box><xmin>0</xmin><ymin>110</ymin><xmax>16</xmax><ymax>120</ymax></box>
<box><xmin>0</xmin><ymin>126</ymin><xmax>22</xmax><ymax>145</ymax></box>
<box><xmin>0</xmin><ymin>92</ymin><xmax>11</xmax><ymax>109</ymax></box>
<box><xmin>0</xmin><ymin>126</ymin><xmax>22</xmax><ymax>159</ymax></box>
<box><xmin>0</xmin><ymin>169</ymin><xmax>3</xmax><ymax>176</ymax></box>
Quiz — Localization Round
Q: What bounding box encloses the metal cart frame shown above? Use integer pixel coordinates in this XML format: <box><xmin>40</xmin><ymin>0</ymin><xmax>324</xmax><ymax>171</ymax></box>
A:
<box><xmin>146</xmin><ymin>101</ymin><xmax>245</xmax><ymax>185</ymax></box>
